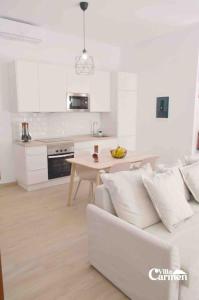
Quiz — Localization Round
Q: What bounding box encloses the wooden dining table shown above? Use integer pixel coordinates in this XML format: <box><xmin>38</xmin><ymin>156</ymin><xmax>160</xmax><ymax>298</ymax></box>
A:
<box><xmin>66</xmin><ymin>150</ymin><xmax>158</xmax><ymax>206</ymax></box>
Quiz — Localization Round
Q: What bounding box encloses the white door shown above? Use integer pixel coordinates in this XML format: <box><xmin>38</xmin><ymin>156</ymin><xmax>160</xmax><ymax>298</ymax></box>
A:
<box><xmin>90</xmin><ymin>71</ymin><xmax>110</xmax><ymax>112</ymax></box>
<box><xmin>38</xmin><ymin>64</ymin><xmax>66</xmax><ymax>112</ymax></box>
<box><xmin>67</xmin><ymin>68</ymin><xmax>90</xmax><ymax>93</ymax></box>
<box><xmin>15</xmin><ymin>61</ymin><xmax>39</xmax><ymax>112</ymax></box>
<box><xmin>117</xmin><ymin>91</ymin><xmax>137</xmax><ymax>136</ymax></box>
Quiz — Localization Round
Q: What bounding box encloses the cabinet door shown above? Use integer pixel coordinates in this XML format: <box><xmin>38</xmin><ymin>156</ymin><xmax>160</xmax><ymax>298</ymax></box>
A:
<box><xmin>90</xmin><ymin>71</ymin><xmax>110</xmax><ymax>112</ymax></box>
<box><xmin>117</xmin><ymin>136</ymin><xmax>136</xmax><ymax>151</ymax></box>
<box><xmin>118</xmin><ymin>72</ymin><xmax>137</xmax><ymax>91</ymax></box>
<box><xmin>15</xmin><ymin>61</ymin><xmax>39</xmax><ymax>112</ymax></box>
<box><xmin>38</xmin><ymin>64</ymin><xmax>66</xmax><ymax>112</ymax></box>
<box><xmin>67</xmin><ymin>68</ymin><xmax>90</xmax><ymax>93</ymax></box>
<box><xmin>117</xmin><ymin>91</ymin><xmax>137</xmax><ymax>136</ymax></box>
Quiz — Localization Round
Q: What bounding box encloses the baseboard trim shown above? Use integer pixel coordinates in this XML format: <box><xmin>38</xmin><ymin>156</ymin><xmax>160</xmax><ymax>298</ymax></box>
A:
<box><xmin>0</xmin><ymin>181</ymin><xmax>17</xmax><ymax>187</ymax></box>
<box><xmin>17</xmin><ymin>176</ymin><xmax>79</xmax><ymax>192</ymax></box>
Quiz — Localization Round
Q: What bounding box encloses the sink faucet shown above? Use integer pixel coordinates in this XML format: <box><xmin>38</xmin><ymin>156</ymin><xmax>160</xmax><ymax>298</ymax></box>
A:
<box><xmin>91</xmin><ymin>121</ymin><xmax>98</xmax><ymax>136</ymax></box>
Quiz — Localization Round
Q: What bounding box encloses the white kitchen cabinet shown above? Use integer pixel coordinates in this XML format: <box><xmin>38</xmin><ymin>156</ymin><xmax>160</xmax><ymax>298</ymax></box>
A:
<box><xmin>14</xmin><ymin>60</ymin><xmax>111</xmax><ymax>113</ymax></box>
<box><xmin>67</xmin><ymin>68</ymin><xmax>90</xmax><ymax>93</ymax></box>
<box><xmin>74</xmin><ymin>138</ymin><xmax>118</xmax><ymax>155</ymax></box>
<box><xmin>117</xmin><ymin>91</ymin><xmax>137</xmax><ymax>136</ymax></box>
<box><xmin>38</xmin><ymin>64</ymin><xmax>66</xmax><ymax>112</ymax></box>
<box><xmin>118</xmin><ymin>72</ymin><xmax>137</xmax><ymax>91</ymax></box>
<box><xmin>101</xmin><ymin>72</ymin><xmax>137</xmax><ymax>151</ymax></box>
<box><xmin>15</xmin><ymin>145</ymin><xmax>48</xmax><ymax>189</ymax></box>
<box><xmin>90</xmin><ymin>71</ymin><xmax>110</xmax><ymax>112</ymax></box>
<box><xmin>15</xmin><ymin>60</ymin><xmax>40</xmax><ymax>112</ymax></box>
<box><xmin>117</xmin><ymin>136</ymin><xmax>136</xmax><ymax>151</ymax></box>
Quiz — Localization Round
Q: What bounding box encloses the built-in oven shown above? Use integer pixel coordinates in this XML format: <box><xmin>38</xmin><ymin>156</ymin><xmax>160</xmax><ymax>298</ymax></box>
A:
<box><xmin>47</xmin><ymin>141</ymin><xmax>74</xmax><ymax>180</ymax></box>
<box><xmin>66</xmin><ymin>92</ymin><xmax>90</xmax><ymax>112</ymax></box>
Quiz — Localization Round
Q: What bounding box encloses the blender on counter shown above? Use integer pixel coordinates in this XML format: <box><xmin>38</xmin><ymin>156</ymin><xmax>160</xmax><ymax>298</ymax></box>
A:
<box><xmin>21</xmin><ymin>122</ymin><xmax>31</xmax><ymax>142</ymax></box>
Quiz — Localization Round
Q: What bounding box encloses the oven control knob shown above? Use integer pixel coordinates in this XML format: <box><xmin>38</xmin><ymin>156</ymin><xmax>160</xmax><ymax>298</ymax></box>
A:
<box><xmin>65</xmin><ymin>149</ymin><xmax>67</xmax><ymax>152</ymax></box>
<box><xmin>60</xmin><ymin>150</ymin><xmax>63</xmax><ymax>152</ymax></box>
<box><xmin>56</xmin><ymin>150</ymin><xmax>58</xmax><ymax>153</ymax></box>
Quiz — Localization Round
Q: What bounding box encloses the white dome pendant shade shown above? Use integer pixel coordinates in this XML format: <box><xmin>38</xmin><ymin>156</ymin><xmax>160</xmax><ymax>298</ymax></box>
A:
<box><xmin>75</xmin><ymin>2</ymin><xmax>94</xmax><ymax>75</ymax></box>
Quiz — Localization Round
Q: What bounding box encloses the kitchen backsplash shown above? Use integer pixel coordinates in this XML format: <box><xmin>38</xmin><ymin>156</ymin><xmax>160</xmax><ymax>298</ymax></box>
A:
<box><xmin>12</xmin><ymin>112</ymin><xmax>101</xmax><ymax>140</ymax></box>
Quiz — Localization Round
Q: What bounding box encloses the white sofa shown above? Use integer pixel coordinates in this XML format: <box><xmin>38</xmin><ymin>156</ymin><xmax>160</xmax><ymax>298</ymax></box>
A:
<box><xmin>87</xmin><ymin>185</ymin><xmax>199</xmax><ymax>300</ymax></box>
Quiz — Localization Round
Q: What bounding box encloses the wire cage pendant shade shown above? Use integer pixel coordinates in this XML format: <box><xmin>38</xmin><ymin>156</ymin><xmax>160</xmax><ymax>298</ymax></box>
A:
<box><xmin>75</xmin><ymin>52</ymin><xmax>94</xmax><ymax>75</ymax></box>
<box><xmin>75</xmin><ymin>2</ymin><xmax>94</xmax><ymax>75</ymax></box>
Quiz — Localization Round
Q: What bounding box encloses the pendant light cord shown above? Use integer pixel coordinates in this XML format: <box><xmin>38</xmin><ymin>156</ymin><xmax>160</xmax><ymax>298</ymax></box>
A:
<box><xmin>83</xmin><ymin>10</ymin><xmax>86</xmax><ymax>51</ymax></box>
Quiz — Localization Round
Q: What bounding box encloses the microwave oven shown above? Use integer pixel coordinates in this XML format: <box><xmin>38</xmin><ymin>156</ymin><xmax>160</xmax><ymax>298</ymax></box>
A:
<box><xmin>66</xmin><ymin>93</ymin><xmax>90</xmax><ymax>112</ymax></box>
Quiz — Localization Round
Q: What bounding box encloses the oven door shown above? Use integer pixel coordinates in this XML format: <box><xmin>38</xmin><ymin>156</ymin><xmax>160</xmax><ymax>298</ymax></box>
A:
<box><xmin>66</xmin><ymin>93</ymin><xmax>89</xmax><ymax>111</ymax></box>
<box><xmin>48</xmin><ymin>152</ymin><xmax>74</xmax><ymax>180</ymax></box>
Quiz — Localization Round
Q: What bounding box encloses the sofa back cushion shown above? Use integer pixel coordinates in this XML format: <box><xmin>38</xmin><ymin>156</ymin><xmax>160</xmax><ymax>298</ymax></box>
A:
<box><xmin>142</xmin><ymin>170</ymin><xmax>193</xmax><ymax>232</ymax></box>
<box><xmin>156</xmin><ymin>163</ymin><xmax>191</xmax><ymax>201</ymax></box>
<box><xmin>101</xmin><ymin>165</ymin><xmax>160</xmax><ymax>229</ymax></box>
<box><xmin>181</xmin><ymin>161</ymin><xmax>199</xmax><ymax>203</ymax></box>
<box><xmin>95</xmin><ymin>185</ymin><xmax>116</xmax><ymax>215</ymax></box>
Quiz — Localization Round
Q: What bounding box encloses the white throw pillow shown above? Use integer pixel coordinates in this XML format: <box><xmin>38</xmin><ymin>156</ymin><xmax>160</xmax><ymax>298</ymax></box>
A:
<box><xmin>101</xmin><ymin>165</ymin><xmax>160</xmax><ymax>229</ymax></box>
<box><xmin>156</xmin><ymin>163</ymin><xmax>191</xmax><ymax>201</ymax></box>
<box><xmin>142</xmin><ymin>170</ymin><xmax>193</xmax><ymax>232</ymax></box>
<box><xmin>184</xmin><ymin>155</ymin><xmax>199</xmax><ymax>166</ymax></box>
<box><xmin>180</xmin><ymin>161</ymin><xmax>199</xmax><ymax>202</ymax></box>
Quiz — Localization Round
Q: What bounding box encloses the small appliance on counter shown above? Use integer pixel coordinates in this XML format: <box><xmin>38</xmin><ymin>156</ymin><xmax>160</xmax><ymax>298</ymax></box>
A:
<box><xmin>21</xmin><ymin>122</ymin><xmax>31</xmax><ymax>142</ymax></box>
<box><xmin>92</xmin><ymin>144</ymin><xmax>99</xmax><ymax>162</ymax></box>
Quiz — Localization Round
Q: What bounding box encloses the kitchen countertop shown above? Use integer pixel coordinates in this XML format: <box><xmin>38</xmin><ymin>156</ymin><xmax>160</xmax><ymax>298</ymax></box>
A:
<box><xmin>15</xmin><ymin>134</ymin><xmax>116</xmax><ymax>147</ymax></box>
<box><xmin>15</xmin><ymin>140</ymin><xmax>45</xmax><ymax>147</ymax></box>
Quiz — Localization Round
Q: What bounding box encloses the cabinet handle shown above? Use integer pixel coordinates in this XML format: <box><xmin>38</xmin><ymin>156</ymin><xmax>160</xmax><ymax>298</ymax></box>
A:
<box><xmin>48</xmin><ymin>154</ymin><xmax>74</xmax><ymax>159</ymax></box>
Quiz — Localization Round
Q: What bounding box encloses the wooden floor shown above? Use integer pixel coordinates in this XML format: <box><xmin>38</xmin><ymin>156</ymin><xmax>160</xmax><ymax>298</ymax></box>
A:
<box><xmin>0</xmin><ymin>183</ymin><xmax>128</xmax><ymax>300</ymax></box>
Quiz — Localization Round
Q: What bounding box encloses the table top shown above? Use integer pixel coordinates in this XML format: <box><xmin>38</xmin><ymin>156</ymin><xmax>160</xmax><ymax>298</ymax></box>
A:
<box><xmin>67</xmin><ymin>150</ymin><xmax>158</xmax><ymax>170</ymax></box>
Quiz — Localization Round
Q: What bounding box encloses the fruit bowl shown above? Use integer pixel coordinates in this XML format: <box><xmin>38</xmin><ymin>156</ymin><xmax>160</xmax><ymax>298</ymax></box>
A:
<box><xmin>110</xmin><ymin>146</ymin><xmax>127</xmax><ymax>159</ymax></box>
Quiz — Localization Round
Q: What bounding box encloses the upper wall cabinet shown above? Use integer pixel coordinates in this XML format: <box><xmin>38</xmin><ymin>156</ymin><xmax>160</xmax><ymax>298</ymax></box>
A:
<box><xmin>118</xmin><ymin>72</ymin><xmax>137</xmax><ymax>91</ymax></box>
<box><xmin>15</xmin><ymin>61</ymin><xmax>40</xmax><ymax>112</ymax></box>
<box><xmin>67</xmin><ymin>68</ymin><xmax>90</xmax><ymax>93</ymax></box>
<box><xmin>38</xmin><ymin>64</ymin><xmax>66</xmax><ymax>112</ymax></box>
<box><xmin>14</xmin><ymin>60</ymin><xmax>111</xmax><ymax>113</ymax></box>
<box><xmin>90</xmin><ymin>71</ymin><xmax>110</xmax><ymax>112</ymax></box>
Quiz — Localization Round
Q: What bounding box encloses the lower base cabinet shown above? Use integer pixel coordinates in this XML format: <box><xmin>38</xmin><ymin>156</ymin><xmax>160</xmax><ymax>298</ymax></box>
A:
<box><xmin>74</xmin><ymin>138</ymin><xmax>118</xmax><ymax>155</ymax></box>
<box><xmin>117</xmin><ymin>135</ymin><xmax>136</xmax><ymax>151</ymax></box>
<box><xmin>15</xmin><ymin>145</ymin><xmax>48</xmax><ymax>187</ymax></box>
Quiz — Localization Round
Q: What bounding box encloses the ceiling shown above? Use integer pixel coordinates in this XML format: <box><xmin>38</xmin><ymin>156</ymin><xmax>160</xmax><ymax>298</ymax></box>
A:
<box><xmin>1</xmin><ymin>0</ymin><xmax>199</xmax><ymax>46</ymax></box>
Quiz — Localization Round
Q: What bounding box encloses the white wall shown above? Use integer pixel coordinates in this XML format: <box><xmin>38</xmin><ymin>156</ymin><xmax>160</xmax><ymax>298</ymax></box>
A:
<box><xmin>121</xmin><ymin>26</ymin><xmax>199</xmax><ymax>164</ymax></box>
<box><xmin>0</xmin><ymin>28</ymin><xmax>120</xmax><ymax>183</ymax></box>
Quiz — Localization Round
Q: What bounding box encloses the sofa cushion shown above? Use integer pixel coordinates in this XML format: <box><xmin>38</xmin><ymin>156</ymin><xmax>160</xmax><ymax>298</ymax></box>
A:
<box><xmin>184</xmin><ymin>155</ymin><xmax>199</xmax><ymax>165</ymax></box>
<box><xmin>142</xmin><ymin>170</ymin><xmax>193</xmax><ymax>232</ymax></box>
<box><xmin>156</xmin><ymin>163</ymin><xmax>191</xmax><ymax>201</ymax></box>
<box><xmin>101</xmin><ymin>165</ymin><xmax>160</xmax><ymax>229</ymax></box>
<box><xmin>95</xmin><ymin>185</ymin><xmax>116</xmax><ymax>215</ymax></box>
<box><xmin>180</xmin><ymin>161</ymin><xmax>199</xmax><ymax>203</ymax></box>
<box><xmin>145</xmin><ymin>201</ymin><xmax>199</xmax><ymax>291</ymax></box>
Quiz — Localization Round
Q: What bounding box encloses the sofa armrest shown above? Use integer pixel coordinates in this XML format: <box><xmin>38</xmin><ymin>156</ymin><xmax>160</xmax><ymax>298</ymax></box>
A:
<box><xmin>87</xmin><ymin>204</ymin><xmax>180</xmax><ymax>300</ymax></box>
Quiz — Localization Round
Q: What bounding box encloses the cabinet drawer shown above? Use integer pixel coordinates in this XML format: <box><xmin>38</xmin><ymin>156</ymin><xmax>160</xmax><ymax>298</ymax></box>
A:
<box><xmin>26</xmin><ymin>146</ymin><xmax>47</xmax><ymax>156</ymax></box>
<box><xmin>26</xmin><ymin>155</ymin><xmax>47</xmax><ymax>171</ymax></box>
<box><xmin>26</xmin><ymin>169</ymin><xmax>48</xmax><ymax>185</ymax></box>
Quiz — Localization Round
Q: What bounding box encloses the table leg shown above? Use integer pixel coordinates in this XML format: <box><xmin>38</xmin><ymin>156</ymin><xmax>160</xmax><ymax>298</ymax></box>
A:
<box><xmin>96</xmin><ymin>171</ymin><xmax>101</xmax><ymax>186</ymax></box>
<box><xmin>67</xmin><ymin>163</ymin><xmax>76</xmax><ymax>206</ymax></box>
<box><xmin>0</xmin><ymin>254</ymin><xmax>4</xmax><ymax>300</ymax></box>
